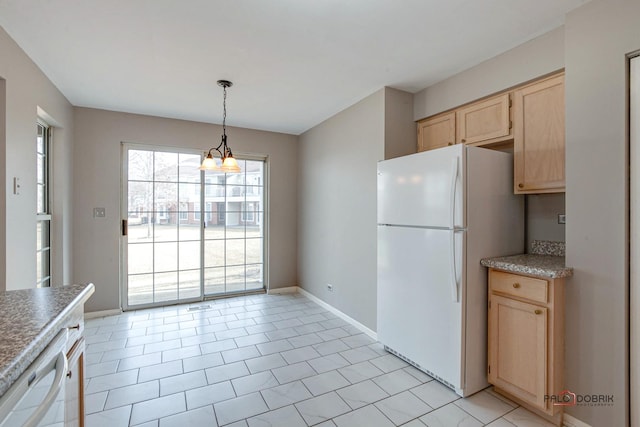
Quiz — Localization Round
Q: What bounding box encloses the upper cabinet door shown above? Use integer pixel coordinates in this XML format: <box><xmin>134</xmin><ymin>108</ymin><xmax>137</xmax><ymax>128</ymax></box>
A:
<box><xmin>456</xmin><ymin>93</ymin><xmax>512</xmax><ymax>145</ymax></box>
<box><xmin>514</xmin><ymin>74</ymin><xmax>565</xmax><ymax>194</ymax></box>
<box><xmin>417</xmin><ymin>112</ymin><xmax>456</xmax><ymax>152</ymax></box>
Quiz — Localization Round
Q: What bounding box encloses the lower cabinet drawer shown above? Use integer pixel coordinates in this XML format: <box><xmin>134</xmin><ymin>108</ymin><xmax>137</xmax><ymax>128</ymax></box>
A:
<box><xmin>490</xmin><ymin>270</ymin><xmax>548</xmax><ymax>303</ymax></box>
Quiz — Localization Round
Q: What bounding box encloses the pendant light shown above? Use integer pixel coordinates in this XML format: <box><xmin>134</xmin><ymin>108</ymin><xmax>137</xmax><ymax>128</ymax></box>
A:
<box><xmin>199</xmin><ymin>80</ymin><xmax>241</xmax><ymax>173</ymax></box>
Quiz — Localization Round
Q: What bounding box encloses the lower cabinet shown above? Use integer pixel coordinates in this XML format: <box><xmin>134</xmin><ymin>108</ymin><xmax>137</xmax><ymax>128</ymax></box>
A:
<box><xmin>487</xmin><ymin>269</ymin><xmax>564</xmax><ymax>425</ymax></box>
<box><xmin>65</xmin><ymin>337</ymin><xmax>85</xmax><ymax>426</ymax></box>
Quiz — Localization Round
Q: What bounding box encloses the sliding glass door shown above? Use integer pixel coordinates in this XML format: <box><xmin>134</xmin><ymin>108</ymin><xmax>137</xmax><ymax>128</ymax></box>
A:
<box><xmin>203</xmin><ymin>159</ymin><xmax>265</xmax><ymax>295</ymax></box>
<box><xmin>122</xmin><ymin>144</ymin><xmax>266</xmax><ymax>309</ymax></box>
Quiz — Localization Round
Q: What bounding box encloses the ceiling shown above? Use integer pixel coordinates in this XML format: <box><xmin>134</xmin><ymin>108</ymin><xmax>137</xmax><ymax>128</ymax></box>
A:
<box><xmin>0</xmin><ymin>0</ymin><xmax>588</xmax><ymax>135</ymax></box>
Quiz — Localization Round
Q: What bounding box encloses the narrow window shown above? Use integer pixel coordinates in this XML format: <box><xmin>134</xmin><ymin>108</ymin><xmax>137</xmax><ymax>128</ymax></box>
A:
<box><xmin>36</xmin><ymin>122</ymin><xmax>51</xmax><ymax>287</ymax></box>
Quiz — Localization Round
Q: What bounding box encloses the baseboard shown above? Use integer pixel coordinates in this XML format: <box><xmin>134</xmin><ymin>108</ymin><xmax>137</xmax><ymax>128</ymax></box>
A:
<box><xmin>296</xmin><ymin>287</ymin><xmax>377</xmax><ymax>340</ymax></box>
<box><xmin>267</xmin><ymin>286</ymin><xmax>298</xmax><ymax>295</ymax></box>
<box><xmin>85</xmin><ymin>308</ymin><xmax>123</xmax><ymax>319</ymax></box>
<box><xmin>563</xmin><ymin>414</ymin><xmax>592</xmax><ymax>427</ymax></box>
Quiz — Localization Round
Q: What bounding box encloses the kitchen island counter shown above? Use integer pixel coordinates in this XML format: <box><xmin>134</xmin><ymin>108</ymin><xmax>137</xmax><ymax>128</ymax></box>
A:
<box><xmin>0</xmin><ymin>283</ymin><xmax>94</xmax><ymax>397</ymax></box>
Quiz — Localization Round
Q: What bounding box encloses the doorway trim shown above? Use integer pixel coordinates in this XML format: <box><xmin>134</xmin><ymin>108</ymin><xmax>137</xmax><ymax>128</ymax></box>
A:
<box><xmin>629</xmin><ymin>53</ymin><xmax>639</xmax><ymax>427</ymax></box>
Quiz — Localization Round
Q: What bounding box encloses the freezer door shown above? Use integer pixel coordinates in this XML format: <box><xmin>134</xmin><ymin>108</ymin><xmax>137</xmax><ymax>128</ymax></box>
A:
<box><xmin>377</xmin><ymin>145</ymin><xmax>465</xmax><ymax>228</ymax></box>
<box><xmin>377</xmin><ymin>225</ymin><xmax>464</xmax><ymax>391</ymax></box>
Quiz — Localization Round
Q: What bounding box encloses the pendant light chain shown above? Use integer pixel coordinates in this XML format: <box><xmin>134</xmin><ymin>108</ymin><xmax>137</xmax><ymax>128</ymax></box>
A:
<box><xmin>222</xmin><ymin>84</ymin><xmax>227</xmax><ymax>137</ymax></box>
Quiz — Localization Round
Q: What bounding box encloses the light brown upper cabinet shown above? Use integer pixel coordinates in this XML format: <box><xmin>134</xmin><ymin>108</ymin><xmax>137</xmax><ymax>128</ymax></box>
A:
<box><xmin>514</xmin><ymin>73</ymin><xmax>565</xmax><ymax>194</ymax></box>
<box><xmin>417</xmin><ymin>112</ymin><xmax>456</xmax><ymax>152</ymax></box>
<box><xmin>456</xmin><ymin>93</ymin><xmax>512</xmax><ymax>146</ymax></box>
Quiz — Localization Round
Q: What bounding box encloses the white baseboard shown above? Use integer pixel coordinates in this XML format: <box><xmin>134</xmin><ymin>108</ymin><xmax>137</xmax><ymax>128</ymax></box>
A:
<box><xmin>85</xmin><ymin>308</ymin><xmax>123</xmax><ymax>319</ymax></box>
<box><xmin>267</xmin><ymin>286</ymin><xmax>298</xmax><ymax>295</ymax></box>
<box><xmin>296</xmin><ymin>287</ymin><xmax>377</xmax><ymax>340</ymax></box>
<box><xmin>563</xmin><ymin>413</ymin><xmax>591</xmax><ymax>427</ymax></box>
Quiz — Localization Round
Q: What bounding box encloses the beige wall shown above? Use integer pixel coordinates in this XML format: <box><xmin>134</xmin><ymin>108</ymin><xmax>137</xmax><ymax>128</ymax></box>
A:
<box><xmin>526</xmin><ymin>194</ymin><xmax>565</xmax><ymax>251</ymax></box>
<box><xmin>564</xmin><ymin>0</ymin><xmax>638</xmax><ymax>424</ymax></box>
<box><xmin>297</xmin><ymin>88</ymin><xmax>414</xmax><ymax>331</ymax></box>
<box><xmin>384</xmin><ymin>87</ymin><xmax>416</xmax><ymax>160</ymax></box>
<box><xmin>73</xmin><ymin>108</ymin><xmax>298</xmax><ymax>312</ymax></box>
<box><xmin>0</xmin><ymin>26</ymin><xmax>75</xmax><ymax>290</ymax></box>
<box><xmin>298</xmin><ymin>89</ymin><xmax>385</xmax><ymax>330</ymax></box>
<box><xmin>414</xmin><ymin>26</ymin><xmax>565</xmax><ymax>121</ymax></box>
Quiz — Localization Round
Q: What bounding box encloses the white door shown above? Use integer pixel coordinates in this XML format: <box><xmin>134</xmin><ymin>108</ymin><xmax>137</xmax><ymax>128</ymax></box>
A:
<box><xmin>377</xmin><ymin>225</ymin><xmax>464</xmax><ymax>390</ymax></box>
<box><xmin>377</xmin><ymin>144</ymin><xmax>465</xmax><ymax>229</ymax></box>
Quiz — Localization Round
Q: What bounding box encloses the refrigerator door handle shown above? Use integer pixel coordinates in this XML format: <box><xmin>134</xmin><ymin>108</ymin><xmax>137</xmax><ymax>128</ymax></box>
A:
<box><xmin>449</xmin><ymin>156</ymin><xmax>459</xmax><ymax>302</ymax></box>
<box><xmin>449</xmin><ymin>229</ymin><xmax>459</xmax><ymax>302</ymax></box>
<box><xmin>449</xmin><ymin>157</ymin><xmax>458</xmax><ymax>229</ymax></box>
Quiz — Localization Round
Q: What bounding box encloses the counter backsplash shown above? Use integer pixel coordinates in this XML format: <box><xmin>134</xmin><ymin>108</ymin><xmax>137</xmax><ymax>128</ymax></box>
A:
<box><xmin>531</xmin><ymin>240</ymin><xmax>565</xmax><ymax>257</ymax></box>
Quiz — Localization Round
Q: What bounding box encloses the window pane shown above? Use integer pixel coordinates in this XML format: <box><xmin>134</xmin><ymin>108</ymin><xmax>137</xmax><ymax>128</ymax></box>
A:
<box><xmin>129</xmin><ymin>150</ymin><xmax>154</xmax><ymax>181</ymax></box>
<box><xmin>246</xmin><ymin>238</ymin><xmax>263</xmax><ymax>264</ymax></box>
<box><xmin>246</xmin><ymin>264</ymin><xmax>263</xmax><ymax>290</ymax></box>
<box><xmin>154</xmin><ymin>242</ymin><xmax>177</xmax><ymax>272</ymax></box>
<box><xmin>154</xmin><ymin>272</ymin><xmax>178</xmax><ymax>302</ymax></box>
<box><xmin>37</xmin><ymin>185</ymin><xmax>44</xmax><ymax>214</ymax></box>
<box><xmin>226</xmin><ymin>239</ymin><xmax>245</xmax><ymax>266</ymax></box>
<box><xmin>36</xmin><ymin>251</ymin><xmax>42</xmax><ymax>286</ymax></box>
<box><xmin>128</xmin><ymin>274</ymin><xmax>154</xmax><ymax>306</ymax></box>
<box><xmin>178</xmin><ymin>153</ymin><xmax>202</xmax><ymax>183</ymax></box>
<box><xmin>128</xmin><ymin>243</ymin><xmax>153</xmax><ymax>274</ymax></box>
<box><xmin>154</xmin><ymin>152</ymin><xmax>178</xmax><ymax>182</ymax></box>
<box><xmin>204</xmin><ymin>240</ymin><xmax>225</xmax><ymax>268</ymax></box>
<box><xmin>178</xmin><ymin>223</ymin><xmax>199</xmax><ymax>242</ymax></box>
<box><xmin>179</xmin><ymin>241</ymin><xmax>200</xmax><ymax>270</ymax></box>
<box><xmin>204</xmin><ymin>267</ymin><xmax>225</xmax><ymax>295</ymax></box>
<box><xmin>128</xmin><ymin>181</ymin><xmax>153</xmax><ymax>212</ymax></box>
<box><xmin>204</xmin><ymin>221</ymin><xmax>225</xmax><ymax>240</ymax></box>
<box><xmin>154</xmin><ymin>183</ymin><xmax>178</xmax><ymax>213</ymax></box>
<box><xmin>154</xmin><ymin>223</ymin><xmax>177</xmax><ymax>243</ymax></box>
<box><xmin>179</xmin><ymin>269</ymin><xmax>200</xmax><ymax>300</ymax></box>
<box><xmin>37</xmin><ymin>153</ymin><xmax>45</xmax><ymax>184</ymax></box>
<box><xmin>179</xmin><ymin>183</ymin><xmax>200</xmax><ymax>205</ymax></box>
<box><xmin>226</xmin><ymin>265</ymin><xmax>245</xmax><ymax>293</ymax></box>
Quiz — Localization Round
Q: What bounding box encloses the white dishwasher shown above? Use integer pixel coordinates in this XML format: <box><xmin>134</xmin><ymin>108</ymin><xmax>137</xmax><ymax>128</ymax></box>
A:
<box><xmin>0</xmin><ymin>329</ymin><xmax>68</xmax><ymax>427</ymax></box>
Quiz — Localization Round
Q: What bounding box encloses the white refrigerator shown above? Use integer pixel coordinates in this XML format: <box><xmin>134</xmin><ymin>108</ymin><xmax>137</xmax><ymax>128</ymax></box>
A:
<box><xmin>377</xmin><ymin>144</ymin><xmax>524</xmax><ymax>397</ymax></box>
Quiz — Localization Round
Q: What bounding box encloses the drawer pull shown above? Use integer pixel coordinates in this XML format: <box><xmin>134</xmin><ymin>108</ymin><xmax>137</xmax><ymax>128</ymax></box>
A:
<box><xmin>67</xmin><ymin>371</ymin><xmax>72</xmax><ymax>379</ymax></box>
<box><xmin>512</xmin><ymin>283</ymin><xmax>520</xmax><ymax>289</ymax></box>
<box><xmin>534</xmin><ymin>309</ymin><xmax>542</xmax><ymax>315</ymax></box>
<box><xmin>68</xmin><ymin>324</ymin><xmax>80</xmax><ymax>331</ymax></box>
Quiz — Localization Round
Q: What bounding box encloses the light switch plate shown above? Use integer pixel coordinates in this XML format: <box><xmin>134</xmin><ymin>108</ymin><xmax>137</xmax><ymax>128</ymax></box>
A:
<box><xmin>93</xmin><ymin>207</ymin><xmax>106</xmax><ymax>218</ymax></box>
<box><xmin>558</xmin><ymin>214</ymin><xmax>566</xmax><ymax>224</ymax></box>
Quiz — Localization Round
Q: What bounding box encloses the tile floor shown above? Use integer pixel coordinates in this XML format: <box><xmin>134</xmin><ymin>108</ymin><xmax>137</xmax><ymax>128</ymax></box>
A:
<box><xmin>84</xmin><ymin>292</ymin><xmax>556</xmax><ymax>427</ymax></box>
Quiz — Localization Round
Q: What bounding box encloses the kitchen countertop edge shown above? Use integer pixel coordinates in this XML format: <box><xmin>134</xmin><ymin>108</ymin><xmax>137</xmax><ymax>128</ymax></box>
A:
<box><xmin>480</xmin><ymin>255</ymin><xmax>573</xmax><ymax>279</ymax></box>
<box><xmin>0</xmin><ymin>283</ymin><xmax>95</xmax><ymax>398</ymax></box>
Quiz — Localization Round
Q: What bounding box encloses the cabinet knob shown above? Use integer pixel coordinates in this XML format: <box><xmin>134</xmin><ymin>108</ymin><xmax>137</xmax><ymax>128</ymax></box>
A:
<box><xmin>534</xmin><ymin>309</ymin><xmax>543</xmax><ymax>315</ymax></box>
<box><xmin>512</xmin><ymin>283</ymin><xmax>520</xmax><ymax>289</ymax></box>
<box><xmin>448</xmin><ymin>142</ymin><xmax>453</xmax><ymax>146</ymax></box>
<box><xmin>67</xmin><ymin>371</ymin><xmax>72</xmax><ymax>379</ymax></box>
<box><xmin>518</xmin><ymin>183</ymin><xmax>524</xmax><ymax>188</ymax></box>
<box><xmin>461</xmin><ymin>138</ymin><xmax>466</xmax><ymax>143</ymax></box>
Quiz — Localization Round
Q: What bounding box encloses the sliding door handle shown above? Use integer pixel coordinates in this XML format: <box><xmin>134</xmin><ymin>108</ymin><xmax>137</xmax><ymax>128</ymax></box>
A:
<box><xmin>122</xmin><ymin>219</ymin><xmax>128</xmax><ymax>236</ymax></box>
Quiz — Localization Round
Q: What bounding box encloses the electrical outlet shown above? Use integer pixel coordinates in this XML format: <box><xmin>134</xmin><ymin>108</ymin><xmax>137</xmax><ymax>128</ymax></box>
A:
<box><xmin>327</xmin><ymin>284</ymin><xmax>333</xmax><ymax>292</ymax></box>
<box><xmin>558</xmin><ymin>214</ymin><xmax>566</xmax><ymax>224</ymax></box>
<box><xmin>93</xmin><ymin>207</ymin><xmax>106</xmax><ymax>218</ymax></box>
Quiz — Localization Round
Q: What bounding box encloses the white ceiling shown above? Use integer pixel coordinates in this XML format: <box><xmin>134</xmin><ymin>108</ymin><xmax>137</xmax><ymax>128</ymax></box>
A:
<box><xmin>0</xmin><ymin>0</ymin><xmax>588</xmax><ymax>135</ymax></box>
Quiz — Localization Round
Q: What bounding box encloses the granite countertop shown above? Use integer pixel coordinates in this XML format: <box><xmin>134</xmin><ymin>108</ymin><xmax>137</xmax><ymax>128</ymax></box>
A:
<box><xmin>480</xmin><ymin>240</ymin><xmax>573</xmax><ymax>279</ymax></box>
<box><xmin>0</xmin><ymin>283</ymin><xmax>94</xmax><ymax>398</ymax></box>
